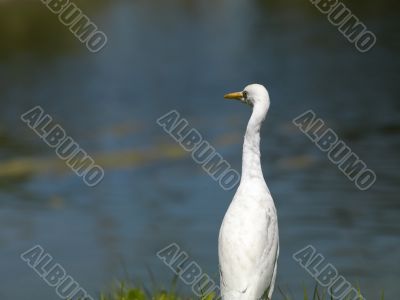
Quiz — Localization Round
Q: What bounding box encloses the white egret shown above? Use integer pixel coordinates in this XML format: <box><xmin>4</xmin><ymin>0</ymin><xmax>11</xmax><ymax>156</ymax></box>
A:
<box><xmin>218</xmin><ymin>84</ymin><xmax>279</xmax><ymax>300</ymax></box>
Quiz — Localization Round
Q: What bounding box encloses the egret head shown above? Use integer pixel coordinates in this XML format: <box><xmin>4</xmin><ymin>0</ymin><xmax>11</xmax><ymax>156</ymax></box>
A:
<box><xmin>224</xmin><ymin>84</ymin><xmax>270</xmax><ymax>109</ymax></box>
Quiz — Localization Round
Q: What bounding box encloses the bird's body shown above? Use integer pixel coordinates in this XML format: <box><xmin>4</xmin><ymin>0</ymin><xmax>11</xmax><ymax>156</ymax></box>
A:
<box><xmin>219</xmin><ymin>84</ymin><xmax>279</xmax><ymax>300</ymax></box>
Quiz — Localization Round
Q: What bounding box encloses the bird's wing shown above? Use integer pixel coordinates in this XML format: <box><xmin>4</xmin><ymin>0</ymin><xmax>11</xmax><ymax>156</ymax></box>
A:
<box><xmin>267</xmin><ymin>244</ymin><xmax>279</xmax><ymax>300</ymax></box>
<box><xmin>251</xmin><ymin>212</ymin><xmax>279</xmax><ymax>299</ymax></box>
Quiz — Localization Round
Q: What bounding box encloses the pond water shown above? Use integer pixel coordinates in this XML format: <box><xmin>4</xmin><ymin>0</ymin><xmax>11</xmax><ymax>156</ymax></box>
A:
<box><xmin>0</xmin><ymin>0</ymin><xmax>399</xmax><ymax>299</ymax></box>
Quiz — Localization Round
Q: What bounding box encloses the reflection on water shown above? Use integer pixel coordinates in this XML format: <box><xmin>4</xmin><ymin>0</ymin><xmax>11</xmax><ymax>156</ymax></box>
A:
<box><xmin>0</xmin><ymin>0</ymin><xmax>399</xmax><ymax>299</ymax></box>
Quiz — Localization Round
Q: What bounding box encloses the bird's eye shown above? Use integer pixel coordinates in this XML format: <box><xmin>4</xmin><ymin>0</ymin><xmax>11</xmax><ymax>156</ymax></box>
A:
<box><xmin>243</xmin><ymin>91</ymin><xmax>248</xmax><ymax>99</ymax></box>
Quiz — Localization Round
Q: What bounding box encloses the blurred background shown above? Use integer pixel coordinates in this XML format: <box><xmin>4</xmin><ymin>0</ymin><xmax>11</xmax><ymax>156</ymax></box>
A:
<box><xmin>0</xmin><ymin>0</ymin><xmax>399</xmax><ymax>299</ymax></box>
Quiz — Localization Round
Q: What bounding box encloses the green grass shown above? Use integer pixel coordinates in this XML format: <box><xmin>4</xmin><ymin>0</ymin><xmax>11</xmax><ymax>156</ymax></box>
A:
<box><xmin>99</xmin><ymin>281</ymin><xmax>382</xmax><ymax>300</ymax></box>
<box><xmin>99</xmin><ymin>280</ymin><xmax>186</xmax><ymax>300</ymax></box>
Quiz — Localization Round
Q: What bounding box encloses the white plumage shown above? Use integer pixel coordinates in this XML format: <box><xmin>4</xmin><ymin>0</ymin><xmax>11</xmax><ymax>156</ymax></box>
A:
<box><xmin>219</xmin><ymin>84</ymin><xmax>279</xmax><ymax>300</ymax></box>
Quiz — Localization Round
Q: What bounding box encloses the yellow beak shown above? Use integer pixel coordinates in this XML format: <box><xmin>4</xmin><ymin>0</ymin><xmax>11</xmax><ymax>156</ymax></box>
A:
<box><xmin>224</xmin><ymin>91</ymin><xmax>243</xmax><ymax>100</ymax></box>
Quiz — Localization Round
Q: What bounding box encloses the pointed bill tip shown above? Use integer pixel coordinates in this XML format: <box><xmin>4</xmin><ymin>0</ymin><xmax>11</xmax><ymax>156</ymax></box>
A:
<box><xmin>224</xmin><ymin>91</ymin><xmax>243</xmax><ymax>100</ymax></box>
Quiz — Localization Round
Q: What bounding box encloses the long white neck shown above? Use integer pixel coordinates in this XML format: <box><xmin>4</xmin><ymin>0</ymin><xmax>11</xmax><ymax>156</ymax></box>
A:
<box><xmin>241</xmin><ymin>103</ymin><xmax>268</xmax><ymax>181</ymax></box>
